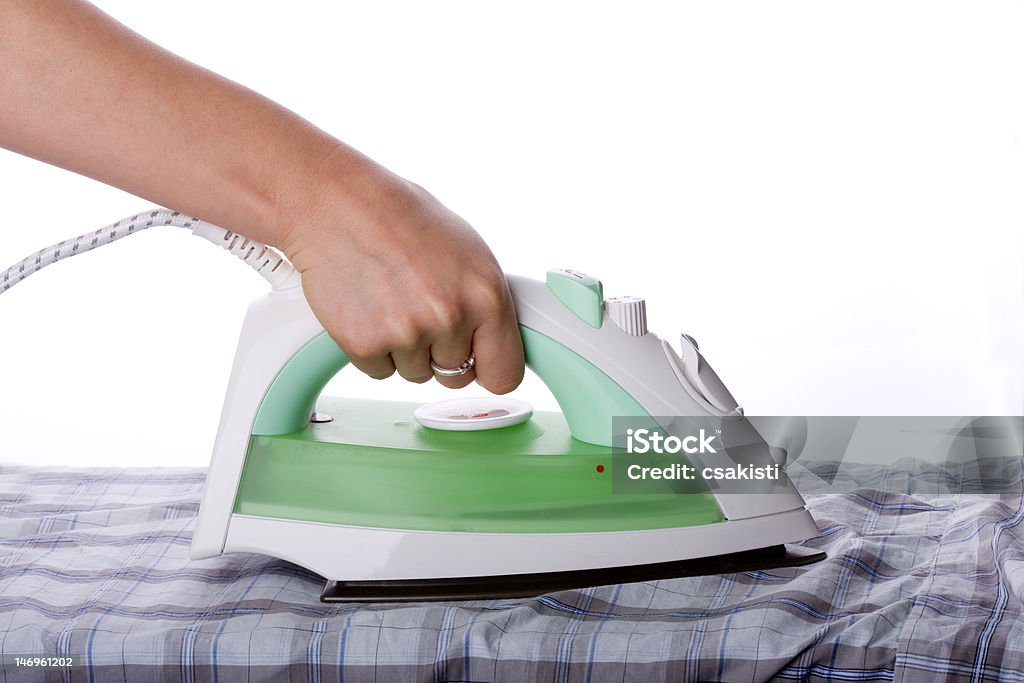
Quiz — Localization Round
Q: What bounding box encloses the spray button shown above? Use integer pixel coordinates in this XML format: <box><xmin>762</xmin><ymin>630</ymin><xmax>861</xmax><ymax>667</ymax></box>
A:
<box><xmin>545</xmin><ymin>269</ymin><xmax>604</xmax><ymax>328</ymax></box>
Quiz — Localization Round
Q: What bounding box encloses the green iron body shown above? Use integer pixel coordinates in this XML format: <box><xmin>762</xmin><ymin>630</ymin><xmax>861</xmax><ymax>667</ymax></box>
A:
<box><xmin>191</xmin><ymin>270</ymin><xmax>824</xmax><ymax>601</ymax></box>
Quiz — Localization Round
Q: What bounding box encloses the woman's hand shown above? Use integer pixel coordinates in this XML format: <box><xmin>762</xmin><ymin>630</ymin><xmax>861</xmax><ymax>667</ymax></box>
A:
<box><xmin>0</xmin><ymin>0</ymin><xmax>526</xmax><ymax>392</ymax></box>
<box><xmin>278</xmin><ymin>144</ymin><xmax>525</xmax><ymax>393</ymax></box>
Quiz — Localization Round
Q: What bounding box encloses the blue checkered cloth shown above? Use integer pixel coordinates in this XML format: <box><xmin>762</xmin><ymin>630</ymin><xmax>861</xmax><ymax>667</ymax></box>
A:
<box><xmin>1</xmin><ymin>459</ymin><xmax>1022</xmax><ymax>682</ymax></box>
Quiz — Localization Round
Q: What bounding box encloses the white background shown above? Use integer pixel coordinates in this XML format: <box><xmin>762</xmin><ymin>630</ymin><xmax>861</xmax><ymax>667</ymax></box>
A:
<box><xmin>1</xmin><ymin>1</ymin><xmax>1021</xmax><ymax>466</ymax></box>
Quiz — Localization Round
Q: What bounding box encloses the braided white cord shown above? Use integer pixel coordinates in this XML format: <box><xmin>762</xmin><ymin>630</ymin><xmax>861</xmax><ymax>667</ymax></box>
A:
<box><xmin>1</xmin><ymin>209</ymin><xmax>196</xmax><ymax>293</ymax></box>
<box><xmin>0</xmin><ymin>208</ymin><xmax>299</xmax><ymax>293</ymax></box>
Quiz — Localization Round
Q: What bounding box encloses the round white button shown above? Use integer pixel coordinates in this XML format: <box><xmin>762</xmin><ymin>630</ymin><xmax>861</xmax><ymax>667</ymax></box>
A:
<box><xmin>413</xmin><ymin>397</ymin><xmax>534</xmax><ymax>431</ymax></box>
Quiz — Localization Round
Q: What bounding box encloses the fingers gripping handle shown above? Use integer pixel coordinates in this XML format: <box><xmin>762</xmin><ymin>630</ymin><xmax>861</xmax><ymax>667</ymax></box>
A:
<box><xmin>245</xmin><ymin>276</ymin><xmax>651</xmax><ymax>446</ymax></box>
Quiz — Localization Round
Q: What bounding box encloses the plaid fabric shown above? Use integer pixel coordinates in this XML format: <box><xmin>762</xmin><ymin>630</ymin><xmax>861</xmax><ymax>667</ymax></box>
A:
<box><xmin>0</xmin><ymin>460</ymin><xmax>1022</xmax><ymax>682</ymax></box>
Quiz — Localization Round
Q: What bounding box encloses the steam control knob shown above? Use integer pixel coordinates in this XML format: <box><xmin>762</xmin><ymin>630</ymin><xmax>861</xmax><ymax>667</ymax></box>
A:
<box><xmin>605</xmin><ymin>296</ymin><xmax>648</xmax><ymax>336</ymax></box>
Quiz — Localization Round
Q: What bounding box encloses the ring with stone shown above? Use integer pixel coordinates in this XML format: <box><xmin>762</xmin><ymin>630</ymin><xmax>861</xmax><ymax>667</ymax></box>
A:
<box><xmin>430</xmin><ymin>351</ymin><xmax>476</xmax><ymax>377</ymax></box>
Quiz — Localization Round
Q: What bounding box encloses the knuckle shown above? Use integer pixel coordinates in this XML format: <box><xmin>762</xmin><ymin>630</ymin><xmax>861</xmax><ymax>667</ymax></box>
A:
<box><xmin>406</xmin><ymin>180</ymin><xmax>435</xmax><ymax>200</ymax></box>
<box><xmin>341</xmin><ymin>335</ymin><xmax>388</xmax><ymax>360</ymax></box>
<box><xmin>470</xmin><ymin>270</ymin><xmax>509</xmax><ymax>310</ymax></box>
<box><xmin>388</xmin><ymin>321</ymin><xmax>425</xmax><ymax>351</ymax></box>
<box><xmin>428</xmin><ymin>297</ymin><xmax>464</xmax><ymax>332</ymax></box>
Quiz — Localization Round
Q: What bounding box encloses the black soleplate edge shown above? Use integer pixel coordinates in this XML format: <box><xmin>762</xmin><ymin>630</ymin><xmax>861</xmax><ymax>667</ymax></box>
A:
<box><xmin>320</xmin><ymin>544</ymin><xmax>826</xmax><ymax>602</ymax></box>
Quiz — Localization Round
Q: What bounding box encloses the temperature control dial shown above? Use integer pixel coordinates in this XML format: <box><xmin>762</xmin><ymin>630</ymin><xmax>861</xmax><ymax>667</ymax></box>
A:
<box><xmin>605</xmin><ymin>296</ymin><xmax>648</xmax><ymax>336</ymax></box>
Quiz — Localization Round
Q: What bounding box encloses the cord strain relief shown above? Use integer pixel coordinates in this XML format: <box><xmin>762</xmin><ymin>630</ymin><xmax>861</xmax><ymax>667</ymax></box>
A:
<box><xmin>191</xmin><ymin>221</ymin><xmax>300</xmax><ymax>290</ymax></box>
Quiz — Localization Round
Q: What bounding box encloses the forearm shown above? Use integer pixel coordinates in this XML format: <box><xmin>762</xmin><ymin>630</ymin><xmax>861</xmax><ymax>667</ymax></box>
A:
<box><xmin>0</xmin><ymin>0</ymin><xmax>349</xmax><ymax>247</ymax></box>
<box><xmin>0</xmin><ymin>0</ymin><xmax>525</xmax><ymax>393</ymax></box>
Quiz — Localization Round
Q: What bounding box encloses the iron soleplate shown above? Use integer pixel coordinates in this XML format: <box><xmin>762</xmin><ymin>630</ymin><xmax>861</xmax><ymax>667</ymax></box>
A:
<box><xmin>320</xmin><ymin>544</ymin><xmax>826</xmax><ymax>602</ymax></box>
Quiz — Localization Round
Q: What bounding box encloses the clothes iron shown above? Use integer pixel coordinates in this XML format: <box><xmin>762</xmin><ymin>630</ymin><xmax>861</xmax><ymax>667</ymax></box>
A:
<box><xmin>189</xmin><ymin>265</ymin><xmax>825</xmax><ymax>601</ymax></box>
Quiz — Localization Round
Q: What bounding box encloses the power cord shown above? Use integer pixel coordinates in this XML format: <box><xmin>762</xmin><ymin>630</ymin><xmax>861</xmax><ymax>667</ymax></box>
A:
<box><xmin>0</xmin><ymin>208</ymin><xmax>299</xmax><ymax>293</ymax></box>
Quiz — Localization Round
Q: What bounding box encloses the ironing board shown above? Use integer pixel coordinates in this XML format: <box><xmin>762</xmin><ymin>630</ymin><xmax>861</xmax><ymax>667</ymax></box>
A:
<box><xmin>1</xmin><ymin>459</ymin><xmax>1022</xmax><ymax>682</ymax></box>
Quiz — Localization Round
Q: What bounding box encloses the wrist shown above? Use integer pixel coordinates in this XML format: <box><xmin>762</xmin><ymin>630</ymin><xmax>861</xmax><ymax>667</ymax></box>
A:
<box><xmin>269</xmin><ymin>138</ymin><xmax>410</xmax><ymax>273</ymax></box>
<box><xmin>263</xmin><ymin>135</ymin><xmax>346</xmax><ymax>260</ymax></box>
